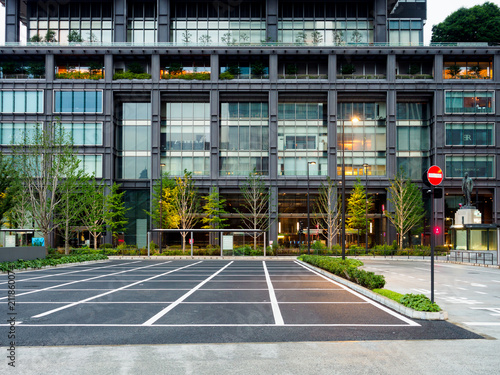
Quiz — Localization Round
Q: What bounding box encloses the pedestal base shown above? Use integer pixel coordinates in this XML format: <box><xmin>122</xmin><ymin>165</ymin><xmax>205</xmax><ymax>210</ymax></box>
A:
<box><xmin>455</xmin><ymin>207</ymin><xmax>482</xmax><ymax>225</ymax></box>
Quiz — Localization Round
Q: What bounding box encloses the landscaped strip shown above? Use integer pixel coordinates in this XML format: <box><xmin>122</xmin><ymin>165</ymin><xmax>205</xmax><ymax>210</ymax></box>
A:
<box><xmin>298</xmin><ymin>255</ymin><xmax>385</xmax><ymax>289</ymax></box>
<box><xmin>0</xmin><ymin>254</ymin><xmax>108</xmax><ymax>272</ymax></box>
<box><xmin>297</xmin><ymin>257</ymin><xmax>447</xmax><ymax>320</ymax></box>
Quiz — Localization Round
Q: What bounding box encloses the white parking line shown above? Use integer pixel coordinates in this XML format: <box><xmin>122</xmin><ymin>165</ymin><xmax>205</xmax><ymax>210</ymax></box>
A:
<box><xmin>0</xmin><ymin>261</ymin><xmax>172</xmax><ymax>301</ymax></box>
<box><xmin>142</xmin><ymin>262</ymin><xmax>234</xmax><ymax>326</ymax></box>
<box><xmin>263</xmin><ymin>261</ymin><xmax>284</xmax><ymax>325</ymax></box>
<box><xmin>0</xmin><ymin>261</ymin><xmax>141</xmax><ymax>285</ymax></box>
<box><xmin>32</xmin><ymin>261</ymin><xmax>201</xmax><ymax>319</ymax></box>
<box><xmin>295</xmin><ymin>261</ymin><xmax>420</xmax><ymax>327</ymax></box>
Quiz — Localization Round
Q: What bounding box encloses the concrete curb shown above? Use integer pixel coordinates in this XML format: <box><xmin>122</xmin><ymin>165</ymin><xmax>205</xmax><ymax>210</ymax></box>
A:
<box><xmin>107</xmin><ymin>255</ymin><xmax>297</xmax><ymax>261</ymax></box>
<box><xmin>296</xmin><ymin>259</ymin><xmax>448</xmax><ymax>321</ymax></box>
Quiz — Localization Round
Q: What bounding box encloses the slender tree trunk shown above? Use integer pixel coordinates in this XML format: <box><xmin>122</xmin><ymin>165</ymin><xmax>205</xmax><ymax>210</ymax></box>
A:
<box><xmin>43</xmin><ymin>232</ymin><xmax>50</xmax><ymax>255</ymax></box>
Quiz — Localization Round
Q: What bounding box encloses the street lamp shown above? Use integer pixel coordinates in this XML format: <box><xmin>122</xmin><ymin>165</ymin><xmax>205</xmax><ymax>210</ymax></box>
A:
<box><xmin>341</xmin><ymin>117</ymin><xmax>359</xmax><ymax>260</ymax></box>
<box><xmin>363</xmin><ymin>162</ymin><xmax>369</xmax><ymax>255</ymax></box>
<box><xmin>307</xmin><ymin>161</ymin><xmax>316</xmax><ymax>255</ymax></box>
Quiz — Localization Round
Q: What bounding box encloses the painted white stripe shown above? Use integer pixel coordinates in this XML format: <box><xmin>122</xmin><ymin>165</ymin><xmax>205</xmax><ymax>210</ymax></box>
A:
<box><xmin>463</xmin><ymin>322</ymin><xmax>500</xmax><ymax>326</ymax></box>
<box><xmin>428</xmin><ymin>173</ymin><xmax>442</xmax><ymax>178</ymax></box>
<box><xmin>0</xmin><ymin>323</ymin><xmax>415</xmax><ymax>327</ymax></box>
<box><xmin>31</xmin><ymin>261</ymin><xmax>200</xmax><ymax>318</ymax></box>
<box><xmin>294</xmin><ymin>261</ymin><xmax>420</xmax><ymax>327</ymax></box>
<box><xmin>0</xmin><ymin>261</ymin><xmax>173</xmax><ymax>301</ymax></box>
<box><xmin>475</xmin><ymin>291</ymin><xmax>487</xmax><ymax>295</ymax></box>
<box><xmin>263</xmin><ymin>261</ymin><xmax>285</xmax><ymax>325</ymax></box>
<box><xmin>142</xmin><ymin>261</ymin><xmax>234</xmax><ymax>326</ymax></box>
<box><xmin>0</xmin><ymin>261</ymin><xmax>140</xmax><ymax>285</ymax></box>
<box><xmin>471</xmin><ymin>283</ymin><xmax>487</xmax><ymax>288</ymax></box>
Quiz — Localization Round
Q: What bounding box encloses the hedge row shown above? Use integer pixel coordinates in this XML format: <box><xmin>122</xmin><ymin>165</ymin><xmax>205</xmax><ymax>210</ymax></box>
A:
<box><xmin>0</xmin><ymin>254</ymin><xmax>108</xmax><ymax>273</ymax></box>
<box><xmin>299</xmin><ymin>255</ymin><xmax>385</xmax><ymax>290</ymax></box>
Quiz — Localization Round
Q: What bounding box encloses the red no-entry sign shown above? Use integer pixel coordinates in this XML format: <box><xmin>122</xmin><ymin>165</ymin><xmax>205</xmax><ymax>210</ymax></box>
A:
<box><xmin>427</xmin><ymin>165</ymin><xmax>444</xmax><ymax>186</ymax></box>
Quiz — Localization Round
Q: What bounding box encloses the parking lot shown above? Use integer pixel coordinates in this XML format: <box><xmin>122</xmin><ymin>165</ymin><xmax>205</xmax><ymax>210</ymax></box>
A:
<box><xmin>0</xmin><ymin>260</ymin><xmax>480</xmax><ymax>345</ymax></box>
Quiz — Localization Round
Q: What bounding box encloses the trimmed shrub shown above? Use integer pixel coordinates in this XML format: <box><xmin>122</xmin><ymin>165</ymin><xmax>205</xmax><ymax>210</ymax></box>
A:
<box><xmin>400</xmin><ymin>293</ymin><xmax>441</xmax><ymax>312</ymax></box>
<box><xmin>0</xmin><ymin>254</ymin><xmax>108</xmax><ymax>272</ymax></box>
<box><xmin>299</xmin><ymin>255</ymin><xmax>385</xmax><ymax>289</ymax></box>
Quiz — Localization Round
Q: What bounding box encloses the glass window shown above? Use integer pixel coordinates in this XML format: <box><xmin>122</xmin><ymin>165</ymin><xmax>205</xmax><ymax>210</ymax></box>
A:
<box><xmin>54</xmin><ymin>91</ymin><xmax>102</xmax><ymax>113</ymax></box>
<box><xmin>0</xmin><ymin>91</ymin><xmax>43</xmax><ymax>113</ymax></box>
<box><xmin>445</xmin><ymin>91</ymin><xmax>494</xmax><ymax>114</ymax></box>
<box><xmin>446</xmin><ymin>155</ymin><xmax>495</xmax><ymax>178</ymax></box>
<box><xmin>445</xmin><ymin>123</ymin><xmax>494</xmax><ymax>146</ymax></box>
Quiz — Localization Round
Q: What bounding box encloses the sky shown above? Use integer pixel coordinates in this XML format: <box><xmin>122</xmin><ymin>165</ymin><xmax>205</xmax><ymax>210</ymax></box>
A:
<box><xmin>1</xmin><ymin>1</ymin><xmax>500</xmax><ymax>44</ymax></box>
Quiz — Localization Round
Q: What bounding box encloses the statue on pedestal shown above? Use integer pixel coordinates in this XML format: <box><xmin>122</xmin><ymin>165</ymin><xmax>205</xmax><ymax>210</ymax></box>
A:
<box><xmin>462</xmin><ymin>172</ymin><xmax>474</xmax><ymax>207</ymax></box>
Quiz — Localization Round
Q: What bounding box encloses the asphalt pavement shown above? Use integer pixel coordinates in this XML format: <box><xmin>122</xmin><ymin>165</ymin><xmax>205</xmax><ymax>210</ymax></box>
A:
<box><xmin>1</xmin><ymin>258</ymin><xmax>497</xmax><ymax>374</ymax></box>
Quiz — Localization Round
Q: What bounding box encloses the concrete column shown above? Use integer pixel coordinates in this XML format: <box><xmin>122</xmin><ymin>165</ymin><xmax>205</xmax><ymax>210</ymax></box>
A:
<box><xmin>114</xmin><ymin>0</ymin><xmax>127</xmax><ymax>43</ymax></box>
<box><xmin>104</xmin><ymin>54</ymin><xmax>113</xmax><ymax>83</ymax></box>
<box><xmin>269</xmin><ymin>186</ymin><xmax>278</xmax><ymax>247</ymax></box>
<box><xmin>374</xmin><ymin>0</ymin><xmax>387</xmax><ymax>43</ymax></box>
<box><xmin>45</xmin><ymin>54</ymin><xmax>55</xmax><ymax>82</ymax></box>
<box><xmin>151</xmin><ymin>88</ymin><xmax>161</xmax><ymax>173</ymax></box>
<box><xmin>210</xmin><ymin>54</ymin><xmax>219</xmax><ymax>83</ymax></box>
<box><xmin>151</xmin><ymin>54</ymin><xmax>160</xmax><ymax>82</ymax></box>
<box><xmin>387</xmin><ymin>54</ymin><xmax>396</xmax><ymax>82</ymax></box>
<box><xmin>157</xmin><ymin>0</ymin><xmax>170</xmax><ymax>42</ymax></box>
<box><xmin>269</xmin><ymin>90</ymin><xmax>278</xmax><ymax>180</ymax></box>
<box><xmin>434</xmin><ymin>54</ymin><xmax>444</xmax><ymax>83</ymax></box>
<box><xmin>327</xmin><ymin>90</ymin><xmax>338</xmax><ymax>179</ymax></box>
<box><xmin>5</xmin><ymin>0</ymin><xmax>20</xmax><ymax>43</ymax></box>
<box><xmin>210</xmin><ymin>90</ymin><xmax>220</xmax><ymax>180</ymax></box>
<box><xmin>269</xmin><ymin>54</ymin><xmax>278</xmax><ymax>83</ymax></box>
<box><xmin>266</xmin><ymin>0</ymin><xmax>278</xmax><ymax>42</ymax></box>
<box><xmin>386</xmin><ymin>90</ymin><xmax>397</xmax><ymax>179</ymax></box>
<box><xmin>328</xmin><ymin>54</ymin><xmax>337</xmax><ymax>83</ymax></box>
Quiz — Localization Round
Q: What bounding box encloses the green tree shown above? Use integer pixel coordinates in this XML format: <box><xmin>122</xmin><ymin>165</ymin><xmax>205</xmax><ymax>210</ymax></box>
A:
<box><xmin>237</xmin><ymin>170</ymin><xmax>273</xmax><ymax>251</ymax></box>
<box><xmin>44</xmin><ymin>29</ymin><xmax>57</xmax><ymax>43</ymax></box>
<box><xmin>29</xmin><ymin>34</ymin><xmax>43</xmax><ymax>43</ymax></box>
<box><xmin>12</xmin><ymin>122</ymin><xmax>82</xmax><ymax>254</ymax></box>
<box><xmin>173</xmin><ymin>171</ymin><xmax>200</xmax><ymax>253</ymax></box>
<box><xmin>104</xmin><ymin>183</ymin><xmax>129</xmax><ymax>245</ymax></box>
<box><xmin>347</xmin><ymin>178</ymin><xmax>373</xmax><ymax>246</ymax></box>
<box><xmin>202</xmin><ymin>186</ymin><xmax>229</xmax><ymax>244</ymax></box>
<box><xmin>431</xmin><ymin>2</ymin><xmax>500</xmax><ymax>44</ymax></box>
<box><xmin>311</xmin><ymin>31</ymin><xmax>323</xmax><ymax>45</ymax></box>
<box><xmin>385</xmin><ymin>168</ymin><xmax>426</xmax><ymax>250</ymax></box>
<box><xmin>54</xmin><ymin>166</ymin><xmax>89</xmax><ymax>254</ymax></box>
<box><xmin>149</xmin><ymin>173</ymin><xmax>179</xmax><ymax>230</ymax></box>
<box><xmin>0</xmin><ymin>154</ymin><xmax>17</xmax><ymax>226</ymax></box>
<box><xmin>79</xmin><ymin>178</ymin><xmax>106</xmax><ymax>250</ymax></box>
<box><xmin>447</xmin><ymin>64</ymin><xmax>462</xmax><ymax>78</ymax></box>
<box><xmin>295</xmin><ymin>31</ymin><xmax>307</xmax><ymax>44</ymax></box>
<box><xmin>68</xmin><ymin>30</ymin><xmax>83</xmax><ymax>43</ymax></box>
<box><xmin>313</xmin><ymin>177</ymin><xmax>340</xmax><ymax>249</ymax></box>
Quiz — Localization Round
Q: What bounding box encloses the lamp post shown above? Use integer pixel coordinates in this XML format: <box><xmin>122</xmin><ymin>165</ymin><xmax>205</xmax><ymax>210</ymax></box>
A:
<box><xmin>341</xmin><ymin>117</ymin><xmax>358</xmax><ymax>260</ymax></box>
<box><xmin>363</xmin><ymin>163</ymin><xmax>369</xmax><ymax>255</ymax></box>
<box><xmin>307</xmin><ymin>161</ymin><xmax>316</xmax><ymax>254</ymax></box>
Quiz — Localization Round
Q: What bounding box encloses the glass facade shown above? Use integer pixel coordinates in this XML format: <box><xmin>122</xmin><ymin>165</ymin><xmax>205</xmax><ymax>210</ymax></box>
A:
<box><xmin>116</xmin><ymin>102</ymin><xmax>151</xmax><ymax>179</ymax></box>
<box><xmin>396</xmin><ymin>102</ymin><xmax>430</xmax><ymax>179</ymax></box>
<box><xmin>337</xmin><ymin>102</ymin><xmax>387</xmax><ymax>176</ymax></box>
<box><xmin>443</xmin><ymin>60</ymin><xmax>493</xmax><ymax>79</ymax></box>
<box><xmin>162</xmin><ymin>102</ymin><xmax>210</xmax><ymax>176</ymax></box>
<box><xmin>77</xmin><ymin>155</ymin><xmax>102</xmax><ymax>177</ymax></box>
<box><xmin>446</xmin><ymin>123</ymin><xmax>494</xmax><ymax>146</ymax></box>
<box><xmin>445</xmin><ymin>91</ymin><xmax>494</xmax><ymax>114</ymax></box>
<box><xmin>220</xmin><ymin>102</ymin><xmax>269</xmax><ymax>175</ymax></box>
<box><xmin>278</xmin><ymin>2</ymin><xmax>374</xmax><ymax>45</ymax></box>
<box><xmin>28</xmin><ymin>2</ymin><xmax>113</xmax><ymax>43</ymax></box>
<box><xmin>388</xmin><ymin>19</ymin><xmax>423</xmax><ymax>45</ymax></box>
<box><xmin>54</xmin><ymin>91</ymin><xmax>103</xmax><ymax>113</ymax></box>
<box><xmin>446</xmin><ymin>155</ymin><xmax>495</xmax><ymax>178</ymax></box>
<box><xmin>278</xmin><ymin>103</ymin><xmax>327</xmax><ymax>176</ymax></box>
<box><xmin>127</xmin><ymin>1</ymin><xmax>157</xmax><ymax>43</ymax></box>
<box><xmin>61</xmin><ymin>123</ymin><xmax>103</xmax><ymax>145</ymax></box>
<box><xmin>0</xmin><ymin>91</ymin><xmax>44</xmax><ymax>113</ymax></box>
<box><xmin>0</xmin><ymin>123</ymin><xmax>37</xmax><ymax>144</ymax></box>
<box><xmin>170</xmin><ymin>1</ymin><xmax>266</xmax><ymax>44</ymax></box>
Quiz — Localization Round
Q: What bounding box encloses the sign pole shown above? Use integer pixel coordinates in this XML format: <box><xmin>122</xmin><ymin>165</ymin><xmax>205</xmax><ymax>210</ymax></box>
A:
<box><xmin>431</xmin><ymin>186</ymin><xmax>435</xmax><ymax>303</ymax></box>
